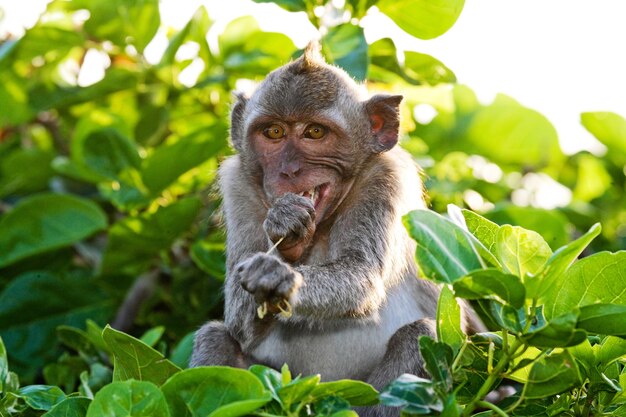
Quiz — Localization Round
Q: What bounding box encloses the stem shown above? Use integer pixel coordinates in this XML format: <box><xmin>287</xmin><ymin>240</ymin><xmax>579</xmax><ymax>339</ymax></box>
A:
<box><xmin>462</xmin><ymin>335</ymin><xmax>523</xmax><ymax>416</ymax></box>
<box><xmin>451</xmin><ymin>342</ymin><xmax>468</xmax><ymax>372</ymax></box>
<box><xmin>476</xmin><ymin>401</ymin><xmax>509</xmax><ymax>417</ymax></box>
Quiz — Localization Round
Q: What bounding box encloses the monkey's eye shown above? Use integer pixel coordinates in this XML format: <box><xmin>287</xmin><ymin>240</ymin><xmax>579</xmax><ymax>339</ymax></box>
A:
<box><xmin>304</xmin><ymin>124</ymin><xmax>326</xmax><ymax>139</ymax></box>
<box><xmin>263</xmin><ymin>124</ymin><xmax>285</xmax><ymax>140</ymax></box>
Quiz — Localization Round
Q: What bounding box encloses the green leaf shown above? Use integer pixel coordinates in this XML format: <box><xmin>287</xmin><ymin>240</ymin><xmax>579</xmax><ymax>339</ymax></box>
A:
<box><xmin>0</xmin><ymin>149</ymin><xmax>55</xmax><ymax>198</ymax></box>
<box><xmin>0</xmin><ymin>271</ymin><xmax>113</xmax><ymax>381</ymax></box>
<box><xmin>464</xmin><ymin>95</ymin><xmax>563</xmax><ymax>168</ymax></box>
<box><xmin>321</xmin><ymin>24</ymin><xmax>368</xmax><ymax>81</ymax></box>
<box><xmin>367</xmin><ymin>38</ymin><xmax>405</xmax><ymax>84</ymax></box>
<box><xmin>0</xmin><ymin>70</ymin><xmax>32</xmax><ymax>125</ymax></box>
<box><xmin>219</xmin><ymin>17</ymin><xmax>296</xmax><ymax>77</ymax></box>
<box><xmin>0</xmin><ymin>335</ymin><xmax>10</xmax><ymax>391</ymax></box>
<box><xmin>543</xmin><ymin>251</ymin><xmax>626</xmax><ymax>319</ymax></box>
<box><xmin>597</xmin><ymin>336</ymin><xmax>626</xmax><ymax>367</ymax></box>
<box><xmin>86</xmin><ymin>380</ymin><xmax>170</xmax><ymax>417</ymax></box>
<box><xmin>249</xmin><ymin>365</ymin><xmax>283</xmax><ymax>403</ymax></box>
<box><xmin>0</xmin><ymin>193</ymin><xmax>107</xmax><ymax>267</ymax></box>
<box><xmin>581</xmin><ymin>112</ymin><xmax>626</xmax><ymax>166</ymax></box>
<box><xmin>279</xmin><ymin>375</ymin><xmax>321</xmax><ymax>409</ymax></box>
<box><xmin>524</xmin><ymin>311</ymin><xmax>587</xmax><ymax>348</ymax></box>
<box><xmin>524</xmin><ymin>351</ymin><xmax>581</xmax><ymax>399</ymax></box>
<box><xmin>403</xmin><ymin>210</ymin><xmax>483</xmax><ymax>283</ymax></box>
<box><xmin>43</xmin><ymin>397</ymin><xmax>91</xmax><ymax>417</ymax></box>
<box><xmin>453</xmin><ymin>269</ymin><xmax>525</xmax><ymax>309</ymax></box>
<box><xmin>142</xmin><ymin>126</ymin><xmax>226</xmax><ymax>194</ymax></box>
<box><xmin>436</xmin><ymin>286</ymin><xmax>464</xmax><ymax>353</ymax></box>
<box><xmin>495</xmin><ymin>225</ymin><xmax>552</xmax><ymax>278</ymax></box>
<box><xmin>310</xmin><ymin>380</ymin><xmax>379</xmax><ymax>406</ymax></box>
<box><xmin>102</xmin><ymin>325</ymin><xmax>181</xmax><ymax>386</ymax></box>
<box><xmin>419</xmin><ymin>336</ymin><xmax>453</xmax><ymax>389</ymax></box>
<box><xmin>403</xmin><ymin>51</ymin><xmax>456</xmax><ymax>85</ymax></box>
<box><xmin>79</xmin><ymin>0</ymin><xmax>159</xmax><ymax>53</ymax></box>
<box><xmin>161</xmin><ymin>367</ymin><xmax>271</xmax><ymax>417</ymax></box>
<box><xmin>378</xmin><ymin>0</ymin><xmax>465</xmax><ymax>40</ymax></box>
<box><xmin>379</xmin><ymin>374</ymin><xmax>442</xmax><ymax>414</ymax></box>
<box><xmin>484</xmin><ymin>205</ymin><xmax>570</xmax><ymax>250</ymax></box>
<box><xmin>251</xmin><ymin>0</ymin><xmax>307</xmax><ymax>12</ymax></box>
<box><xmin>578</xmin><ymin>304</ymin><xmax>626</xmax><ymax>337</ymax></box>
<box><xmin>18</xmin><ymin>385</ymin><xmax>66</xmax><ymax>411</ymax></box>
<box><xmin>461</xmin><ymin>210</ymin><xmax>499</xmax><ymax>256</ymax></box>
<box><xmin>190</xmin><ymin>238</ymin><xmax>226</xmax><ymax>279</ymax></box>
<box><xmin>78</xmin><ymin>129</ymin><xmax>141</xmax><ymax>180</ymax></box>
<box><xmin>573</xmin><ymin>154</ymin><xmax>612</xmax><ymax>202</ymax></box>
<box><xmin>170</xmin><ymin>333</ymin><xmax>195</xmax><ymax>369</ymax></box>
<box><xmin>15</xmin><ymin>25</ymin><xmax>84</xmax><ymax>62</ymax></box>
<box><xmin>102</xmin><ymin>197</ymin><xmax>201</xmax><ymax>274</ymax></box>
<box><xmin>29</xmin><ymin>69</ymin><xmax>139</xmax><ymax>112</ymax></box>
<box><xmin>140</xmin><ymin>326</ymin><xmax>165</xmax><ymax>347</ymax></box>
<box><xmin>535</xmin><ymin>223</ymin><xmax>601</xmax><ymax>305</ymax></box>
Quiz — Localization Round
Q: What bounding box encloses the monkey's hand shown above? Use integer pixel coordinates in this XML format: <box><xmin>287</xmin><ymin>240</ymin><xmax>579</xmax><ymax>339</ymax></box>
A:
<box><xmin>236</xmin><ymin>253</ymin><xmax>304</xmax><ymax>316</ymax></box>
<box><xmin>263</xmin><ymin>193</ymin><xmax>316</xmax><ymax>262</ymax></box>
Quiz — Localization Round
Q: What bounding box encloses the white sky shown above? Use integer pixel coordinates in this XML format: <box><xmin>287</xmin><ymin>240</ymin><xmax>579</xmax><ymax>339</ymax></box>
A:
<box><xmin>2</xmin><ymin>0</ymin><xmax>625</xmax><ymax>155</ymax></box>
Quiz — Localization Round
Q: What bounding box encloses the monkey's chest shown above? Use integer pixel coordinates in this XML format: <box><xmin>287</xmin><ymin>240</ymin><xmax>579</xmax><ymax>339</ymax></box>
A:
<box><xmin>249</xmin><ymin>283</ymin><xmax>427</xmax><ymax>381</ymax></box>
<box><xmin>251</xmin><ymin>319</ymin><xmax>390</xmax><ymax>381</ymax></box>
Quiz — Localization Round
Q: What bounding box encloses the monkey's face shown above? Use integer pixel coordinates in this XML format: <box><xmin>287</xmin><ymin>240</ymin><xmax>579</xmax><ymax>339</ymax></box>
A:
<box><xmin>249</xmin><ymin>116</ymin><xmax>358</xmax><ymax>226</ymax></box>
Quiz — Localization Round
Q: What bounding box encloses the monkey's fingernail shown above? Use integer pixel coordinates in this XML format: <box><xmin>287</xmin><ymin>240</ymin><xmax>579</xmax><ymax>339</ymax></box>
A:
<box><xmin>257</xmin><ymin>302</ymin><xmax>268</xmax><ymax>319</ymax></box>
<box><xmin>277</xmin><ymin>299</ymin><xmax>293</xmax><ymax>318</ymax></box>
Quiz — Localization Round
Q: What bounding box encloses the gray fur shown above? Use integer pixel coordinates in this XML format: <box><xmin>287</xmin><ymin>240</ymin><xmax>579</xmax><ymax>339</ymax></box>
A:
<box><xmin>192</xmin><ymin>43</ymin><xmax>481</xmax><ymax>417</ymax></box>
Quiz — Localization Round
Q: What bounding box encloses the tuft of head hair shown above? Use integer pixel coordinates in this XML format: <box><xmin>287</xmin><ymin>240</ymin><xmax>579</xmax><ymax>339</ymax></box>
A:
<box><xmin>301</xmin><ymin>41</ymin><xmax>324</xmax><ymax>68</ymax></box>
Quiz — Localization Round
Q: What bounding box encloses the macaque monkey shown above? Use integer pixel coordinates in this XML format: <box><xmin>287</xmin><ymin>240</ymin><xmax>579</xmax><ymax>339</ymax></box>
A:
<box><xmin>191</xmin><ymin>42</ymin><xmax>479</xmax><ymax>407</ymax></box>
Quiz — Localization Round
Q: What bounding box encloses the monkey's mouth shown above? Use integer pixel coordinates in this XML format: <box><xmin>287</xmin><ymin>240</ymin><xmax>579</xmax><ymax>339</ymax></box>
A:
<box><xmin>297</xmin><ymin>183</ymin><xmax>329</xmax><ymax>210</ymax></box>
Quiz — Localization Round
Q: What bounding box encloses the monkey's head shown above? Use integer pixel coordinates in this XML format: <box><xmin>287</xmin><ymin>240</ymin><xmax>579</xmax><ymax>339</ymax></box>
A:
<box><xmin>231</xmin><ymin>42</ymin><xmax>403</xmax><ymax>225</ymax></box>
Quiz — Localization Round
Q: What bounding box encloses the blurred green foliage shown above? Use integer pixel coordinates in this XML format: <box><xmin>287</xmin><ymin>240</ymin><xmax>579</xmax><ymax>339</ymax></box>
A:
<box><xmin>0</xmin><ymin>0</ymin><xmax>625</xmax><ymax>415</ymax></box>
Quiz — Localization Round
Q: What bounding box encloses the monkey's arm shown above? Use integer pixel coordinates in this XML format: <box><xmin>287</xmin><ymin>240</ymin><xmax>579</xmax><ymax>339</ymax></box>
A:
<box><xmin>292</xmin><ymin>195</ymin><xmax>398</xmax><ymax>319</ymax></box>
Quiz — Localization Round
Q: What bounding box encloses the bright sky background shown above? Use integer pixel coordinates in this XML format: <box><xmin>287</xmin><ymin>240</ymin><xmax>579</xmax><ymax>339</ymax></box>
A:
<box><xmin>2</xmin><ymin>0</ymin><xmax>625</xmax><ymax>155</ymax></box>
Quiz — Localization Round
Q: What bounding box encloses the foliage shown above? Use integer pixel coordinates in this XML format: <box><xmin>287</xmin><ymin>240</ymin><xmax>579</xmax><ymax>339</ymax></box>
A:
<box><xmin>0</xmin><ymin>0</ymin><xmax>625</xmax><ymax>416</ymax></box>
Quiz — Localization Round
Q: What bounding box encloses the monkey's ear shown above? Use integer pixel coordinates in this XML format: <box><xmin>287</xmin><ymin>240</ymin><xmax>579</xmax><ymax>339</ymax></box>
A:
<box><xmin>365</xmin><ymin>94</ymin><xmax>403</xmax><ymax>153</ymax></box>
<box><xmin>230</xmin><ymin>92</ymin><xmax>248</xmax><ymax>152</ymax></box>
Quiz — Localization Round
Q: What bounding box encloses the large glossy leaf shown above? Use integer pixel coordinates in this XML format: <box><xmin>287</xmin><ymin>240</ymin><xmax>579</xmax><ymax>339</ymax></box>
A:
<box><xmin>533</xmin><ymin>223</ymin><xmax>601</xmax><ymax>304</ymax></box>
<box><xmin>577</xmin><ymin>304</ymin><xmax>626</xmax><ymax>337</ymax></box>
<box><xmin>543</xmin><ymin>251</ymin><xmax>626</xmax><ymax>319</ymax></box>
<box><xmin>581</xmin><ymin>112</ymin><xmax>626</xmax><ymax>166</ymax></box>
<box><xmin>86</xmin><ymin>380</ymin><xmax>170</xmax><ymax>417</ymax></box>
<box><xmin>378</xmin><ymin>0</ymin><xmax>465</xmax><ymax>40</ymax></box>
<box><xmin>279</xmin><ymin>375</ymin><xmax>320</xmax><ymax>409</ymax></box>
<box><xmin>403</xmin><ymin>210</ymin><xmax>483</xmax><ymax>283</ymax></box>
<box><xmin>101</xmin><ymin>197</ymin><xmax>201</xmax><ymax>274</ymax></box>
<box><xmin>523</xmin><ymin>311</ymin><xmax>587</xmax><ymax>348</ymax></box>
<box><xmin>0</xmin><ymin>193</ymin><xmax>107</xmax><ymax>267</ymax></box>
<box><xmin>142</xmin><ymin>125</ymin><xmax>226</xmax><ymax>194</ymax></box>
<box><xmin>309</xmin><ymin>380</ymin><xmax>379</xmax><ymax>406</ymax></box>
<box><xmin>495</xmin><ymin>225</ymin><xmax>552</xmax><ymax>278</ymax></box>
<box><xmin>322</xmin><ymin>24</ymin><xmax>368</xmax><ymax>81</ymax></box>
<box><xmin>102</xmin><ymin>326</ymin><xmax>180</xmax><ymax>386</ymax></box>
<box><xmin>453</xmin><ymin>269</ymin><xmax>525</xmax><ymax>309</ymax></box>
<box><xmin>0</xmin><ymin>271</ymin><xmax>113</xmax><ymax>381</ymax></box>
<box><xmin>161</xmin><ymin>367</ymin><xmax>271</xmax><ymax>417</ymax></box>
<box><xmin>524</xmin><ymin>351</ymin><xmax>581</xmax><ymax>399</ymax></box>
<box><xmin>461</xmin><ymin>209</ymin><xmax>499</xmax><ymax>256</ymax></box>
<box><xmin>436</xmin><ymin>286</ymin><xmax>464</xmax><ymax>353</ymax></box>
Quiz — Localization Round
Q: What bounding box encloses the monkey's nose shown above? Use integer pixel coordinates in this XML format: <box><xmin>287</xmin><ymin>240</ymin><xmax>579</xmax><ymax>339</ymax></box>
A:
<box><xmin>280</xmin><ymin>161</ymin><xmax>301</xmax><ymax>179</ymax></box>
